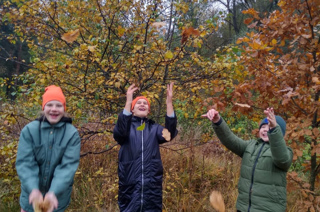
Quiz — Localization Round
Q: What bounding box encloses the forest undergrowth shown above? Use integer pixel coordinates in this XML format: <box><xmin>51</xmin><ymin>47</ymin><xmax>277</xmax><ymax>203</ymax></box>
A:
<box><xmin>0</xmin><ymin>122</ymin><xmax>308</xmax><ymax>212</ymax></box>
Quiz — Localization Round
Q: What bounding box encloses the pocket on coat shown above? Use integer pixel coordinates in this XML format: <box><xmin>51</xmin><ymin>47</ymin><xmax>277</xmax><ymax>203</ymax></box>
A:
<box><xmin>51</xmin><ymin>146</ymin><xmax>67</xmax><ymax>165</ymax></box>
<box><xmin>34</xmin><ymin>144</ymin><xmax>46</xmax><ymax>165</ymax></box>
<box><xmin>118</xmin><ymin>160</ymin><xmax>136</xmax><ymax>185</ymax></box>
<box><xmin>150</xmin><ymin>159</ymin><xmax>163</xmax><ymax>181</ymax></box>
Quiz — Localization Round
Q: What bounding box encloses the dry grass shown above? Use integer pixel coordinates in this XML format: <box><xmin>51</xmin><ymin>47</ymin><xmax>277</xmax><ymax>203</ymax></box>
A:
<box><xmin>0</xmin><ymin>123</ymin><xmax>311</xmax><ymax>212</ymax></box>
<box><xmin>65</xmin><ymin>127</ymin><xmax>306</xmax><ymax>212</ymax></box>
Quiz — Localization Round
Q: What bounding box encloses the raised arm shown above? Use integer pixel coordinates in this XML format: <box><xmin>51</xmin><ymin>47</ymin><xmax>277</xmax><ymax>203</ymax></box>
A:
<box><xmin>264</xmin><ymin>108</ymin><xmax>293</xmax><ymax>171</ymax></box>
<box><xmin>202</xmin><ymin>109</ymin><xmax>249</xmax><ymax>157</ymax></box>
<box><xmin>114</xmin><ymin>84</ymin><xmax>138</xmax><ymax>145</ymax></box>
<box><xmin>166</xmin><ymin>82</ymin><xmax>174</xmax><ymax>116</ymax></box>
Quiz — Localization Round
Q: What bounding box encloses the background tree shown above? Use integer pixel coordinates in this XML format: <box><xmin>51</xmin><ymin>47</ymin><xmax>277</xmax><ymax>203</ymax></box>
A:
<box><xmin>234</xmin><ymin>0</ymin><xmax>320</xmax><ymax>210</ymax></box>
<box><xmin>0</xmin><ymin>0</ymin><xmax>30</xmax><ymax>100</ymax></box>
<box><xmin>1</xmin><ymin>0</ymin><xmax>319</xmax><ymax>210</ymax></box>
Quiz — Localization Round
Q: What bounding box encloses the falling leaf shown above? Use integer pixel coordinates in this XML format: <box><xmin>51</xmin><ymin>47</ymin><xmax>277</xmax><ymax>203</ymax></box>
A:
<box><xmin>164</xmin><ymin>50</ymin><xmax>173</xmax><ymax>59</ymax></box>
<box><xmin>137</xmin><ymin>122</ymin><xmax>145</xmax><ymax>131</ymax></box>
<box><xmin>162</xmin><ymin>128</ymin><xmax>171</xmax><ymax>141</ymax></box>
<box><xmin>61</xmin><ymin>29</ymin><xmax>80</xmax><ymax>43</ymax></box>
<box><xmin>181</xmin><ymin>27</ymin><xmax>200</xmax><ymax>44</ymax></box>
<box><xmin>210</xmin><ymin>190</ymin><xmax>225</xmax><ymax>212</ymax></box>
<box><xmin>235</xmin><ymin>102</ymin><xmax>251</xmax><ymax>108</ymax></box>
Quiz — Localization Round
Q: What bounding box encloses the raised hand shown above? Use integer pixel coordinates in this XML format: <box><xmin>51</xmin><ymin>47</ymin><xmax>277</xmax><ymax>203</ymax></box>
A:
<box><xmin>264</xmin><ymin>107</ymin><xmax>276</xmax><ymax>128</ymax></box>
<box><xmin>202</xmin><ymin>109</ymin><xmax>221</xmax><ymax>123</ymax></box>
<box><xmin>166</xmin><ymin>82</ymin><xmax>174</xmax><ymax>104</ymax></box>
<box><xmin>126</xmin><ymin>84</ymin><xmax>139</xmax><ymax>102</ymax></box>
<box><xmin>125</xmin><ymin>84</ymin><xmax>139</xmax><ymax>112</ymax></box>
<box><xmin>166</xmin><ymin>82</ymin><xmax>174</xmax><ymax>116</ymax></box>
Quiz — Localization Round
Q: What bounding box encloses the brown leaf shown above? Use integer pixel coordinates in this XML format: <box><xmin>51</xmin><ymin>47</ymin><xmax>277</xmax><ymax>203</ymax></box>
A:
<box><xmin>244</xmin><ymin>18</ymin><xmax>253</xmax><ymax>25</ymax></box>
<box><xmin>61</xmin><ymin>29</ymin><xmax>80</xmax><ymax>43</ymax></box>
<box><xmin>162</xmin><ymin>128</ymin><xmax>171</xmax><ymax>141</ymax></box>
<box><xmin>181</xmin><ymin>27</ymin><xmax>200</xmax><ymax>44</ymax></box>
<box><xmin>41</xmin><ymin>199</ymin><xmax>51</xmax><ymax>212</ymax></box>
<box><xmin>210</xmin><ymin>191</ymin><xmax>225</xmax><ymax>212</ymax></box>
<box><xmin>296</xmin><ymin>149</ymin><xmax>303</xmax><ymax>157</ymax></box>
<box><xmin>33</xmin><ymin>199</ymin><xmax>51</xmax><ymax>212</ymax></box>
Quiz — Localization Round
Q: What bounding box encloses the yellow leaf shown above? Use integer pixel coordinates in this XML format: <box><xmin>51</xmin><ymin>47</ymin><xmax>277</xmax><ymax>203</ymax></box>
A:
<box><xmin>271</xmin><ymin>39</ymin><xmax>277</xmax><ymax>45</ymax></box>
<box><xmin>164</xmin><ymin>50</ymin><xmax>173</xmax><ymax>59</ymax></box>
<box><xmin>61</xmin><ymin>29</ymin><xmax>80</xmax><ymax>43</ymax></box>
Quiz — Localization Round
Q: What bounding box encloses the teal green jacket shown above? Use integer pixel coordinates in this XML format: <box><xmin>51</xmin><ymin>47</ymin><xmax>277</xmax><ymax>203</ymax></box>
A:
<box><xmin>212</xmin><ymin>118</ymin><xmax>293</xmax><ymax>212</ymax></box>
<box><xmin>15</xmin><ymin>117</ymin><xmax>81</xmax><ymax>212</ymax></box>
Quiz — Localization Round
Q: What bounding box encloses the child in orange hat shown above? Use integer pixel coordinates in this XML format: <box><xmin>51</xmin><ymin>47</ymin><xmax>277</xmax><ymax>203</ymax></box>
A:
<box><xmin>113</xmin><ymin>83</ymin><xmax>178</xmax><ymax>211</ymax></box>
<box><xmin>16</xmin><ymin>85</ymin><xmax>81</xmax><ymax>212</ymax></box>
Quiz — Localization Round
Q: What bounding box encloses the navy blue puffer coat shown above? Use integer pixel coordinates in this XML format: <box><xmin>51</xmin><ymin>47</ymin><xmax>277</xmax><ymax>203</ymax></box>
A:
<box><xmin>113</xmin><ymin>111</ymin><xmax>178</xmax><ymax>212</ymax></box>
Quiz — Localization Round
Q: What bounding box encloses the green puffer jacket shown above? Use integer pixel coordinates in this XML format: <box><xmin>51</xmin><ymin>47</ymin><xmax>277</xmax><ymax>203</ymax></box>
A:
<box><xmin>212</xmin><ymin>118</ymin><xmax>293</xmax><ymax>212</ymax></box>
<box><xmin>16</xmin><ymin>117</ymin><xmax>81</xmax><ymax>212</ymax></box>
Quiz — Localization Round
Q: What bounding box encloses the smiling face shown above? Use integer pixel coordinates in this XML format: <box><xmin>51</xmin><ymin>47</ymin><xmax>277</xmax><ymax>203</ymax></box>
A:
<box><xmin>132</xmin><ymin>99</ymin><xmax>150</xmax><ymax>118</ymax></box>
<box><xmin>259</xmin><ymin>124</ymin><xmax>270</xmax><ymax>142</ymax></box>
<box><xmin>43</xmin><ymin>100</ymin><xmax>65</xmax><ymax>124</ymax></box>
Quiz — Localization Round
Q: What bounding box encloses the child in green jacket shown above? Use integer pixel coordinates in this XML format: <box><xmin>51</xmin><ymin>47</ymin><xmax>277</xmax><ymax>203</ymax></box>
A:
<box><xmin>203</xmin><ymin>107</ymin><xmax>293</xmax><ymax>212</ymax></box>
<box><xmin>16</xmin><ymin>85</ymin><xmax>81</xmax><ymax>212</ymax></box>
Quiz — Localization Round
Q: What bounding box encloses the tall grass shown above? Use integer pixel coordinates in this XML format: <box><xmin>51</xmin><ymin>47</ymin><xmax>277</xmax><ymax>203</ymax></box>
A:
<box><xmin>0</xmin><ymin>123</ymin><xmax>308</xmax><ymax>211</ymax></box>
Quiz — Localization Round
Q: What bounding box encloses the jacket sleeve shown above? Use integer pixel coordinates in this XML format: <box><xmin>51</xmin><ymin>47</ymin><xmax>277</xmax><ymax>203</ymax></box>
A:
<box><xmin>49</xmin><ymin>130</ymin><xmax>81</xmax><ymax>196</ymax></box>
<box><xmin>113</xmin><ymin>111</ymin><xmax>132</xmax><ymax>145</ymax></box>
<box><xmin>268</xmin><ymin>125</ymin><xmax>293</xmax><ymax>171</ymax></box>
<box><xmin>15</xmin><ymin>126</ymin><xmax>40</xmax><ymax>194</ymax></box>
<box><xmin>212</xmin><ymin>118</ymin><xmax>250</xmax><ymax>157</ymax></box>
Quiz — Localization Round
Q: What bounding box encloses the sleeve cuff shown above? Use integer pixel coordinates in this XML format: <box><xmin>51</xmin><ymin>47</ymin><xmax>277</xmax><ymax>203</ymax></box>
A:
<box><xmin>168</xmin><ymin>112</ymin><xmax>175</xmax><ymax>118</ymax></box>
<box><xmin>213</xmin><ymin>118</ymin><xmax>223</xmax><ymax>126</ymax></box>
<box><xmin>123</xmin><ymin>109</ymin><xmax>132</xmax><ymax>116</ymax></box>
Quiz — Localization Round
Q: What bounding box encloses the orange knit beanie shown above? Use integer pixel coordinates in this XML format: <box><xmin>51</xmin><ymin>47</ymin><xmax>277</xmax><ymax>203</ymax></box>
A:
<box><xmin>131</xmin><ymin>96</ymin><xmax>150</xmax><ymax>111</ymax></box>
<box><xmin>42</xmin><ymin>85</ymin><xmax>66</xmax><ymax>110</ymax></box>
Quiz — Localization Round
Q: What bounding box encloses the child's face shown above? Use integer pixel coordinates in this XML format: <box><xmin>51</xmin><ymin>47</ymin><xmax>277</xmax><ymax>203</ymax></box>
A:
<box><xmin>259</xmin><ymin>124</ymin><xmax>270</xmax><ymax>142</ymax></box>
<box><xmin>132</xmin><ymin>99</ymin><xmax>149</xmax><ymax>118</ymax></box>
<box><xmin>43</xmin><ymin>100</ymin><xmax>65</xmax><ymax>124</ymax></box>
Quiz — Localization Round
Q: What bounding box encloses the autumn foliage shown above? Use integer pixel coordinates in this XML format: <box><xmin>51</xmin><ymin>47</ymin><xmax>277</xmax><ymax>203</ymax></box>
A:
<box><xmin>0</xmin><ymin>0</ymin><xmax>319</xmax><ymax>211</ymax></box>
<box><xmin>234</xmin><ymin>0</ymin><xmax>320</xmax><ymax>210</ymax></box>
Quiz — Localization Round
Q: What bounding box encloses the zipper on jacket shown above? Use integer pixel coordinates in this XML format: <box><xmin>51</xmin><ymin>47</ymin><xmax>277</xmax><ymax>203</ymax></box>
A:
<box><xmin>248</xmin><ymin>142</ymin><xmax>266</xmax><ymax>212</ymax></box>
<box><xmin>140</xmin><ymin>120</ymin><xmax>144</xmax><ymax>212</ymax></box>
